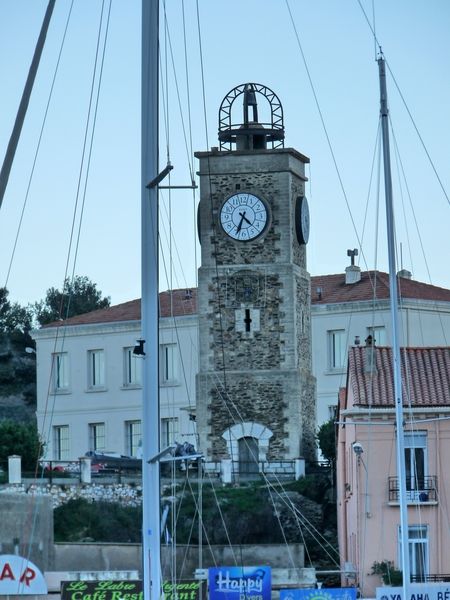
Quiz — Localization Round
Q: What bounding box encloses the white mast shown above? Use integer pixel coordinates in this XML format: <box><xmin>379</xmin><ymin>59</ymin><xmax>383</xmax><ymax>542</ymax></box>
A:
<box><xmin>378</xmin><ymin>55</ymin><xmax>410</xmax><ymax>595</ymax></box>
<box><xmin>141</xmin><ymin>2</ymin><xmax>161</xmax><ymax>600</ymax></box>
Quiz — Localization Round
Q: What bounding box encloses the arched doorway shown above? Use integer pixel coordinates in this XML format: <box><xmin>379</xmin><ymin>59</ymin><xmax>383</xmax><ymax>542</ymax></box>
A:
<box><xmin>222</xmin><ymin>422</ymin><xmax>273</xmax><ymax>478</ymax></box>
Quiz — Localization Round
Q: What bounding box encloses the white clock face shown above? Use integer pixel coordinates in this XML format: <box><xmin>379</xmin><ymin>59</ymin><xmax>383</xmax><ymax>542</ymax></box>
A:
<box><xmin>220</xmin><ymin>193</ymin><xmax>268</xmax><ymax>241</ymax></box>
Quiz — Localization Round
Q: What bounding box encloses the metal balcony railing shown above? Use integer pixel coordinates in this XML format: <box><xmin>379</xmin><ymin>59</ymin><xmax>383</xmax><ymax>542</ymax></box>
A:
<box><xmin>388</xmin><ymin>476</ymin><xmax>438</xmax><ymax>503</ymax></box>
<box><xmin>411</xmin><ymin>574</ymin><xmax>450</xmax><ymax>583</ymax></box>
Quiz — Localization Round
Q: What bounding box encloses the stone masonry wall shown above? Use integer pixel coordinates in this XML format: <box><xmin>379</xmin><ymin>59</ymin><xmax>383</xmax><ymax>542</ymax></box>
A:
<box><xmin>0</xmin><ymin>482</ymin><xmax>142</xmax><ymax>508</ymax></box>
<box><xmin>196</xmin><ymin>148</ymin><xmax>316</xmax><ymax>462</ymax></box>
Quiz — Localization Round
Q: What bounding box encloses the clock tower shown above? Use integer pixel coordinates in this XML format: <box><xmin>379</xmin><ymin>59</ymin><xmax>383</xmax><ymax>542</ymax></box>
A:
<box><xmin>195</xmin><ymin>83</ymin><xmax>316</xmax><ymax>474</ymax></box>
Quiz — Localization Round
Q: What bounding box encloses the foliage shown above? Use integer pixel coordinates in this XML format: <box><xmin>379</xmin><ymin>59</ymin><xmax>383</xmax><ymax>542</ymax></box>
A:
<box><xmin>0</xmin><ymin>287</ymin><xmax>33</xmax><ymax>349</ymax></box>
<box><xmin>34</xmin><ymin>275</ymin><xmax>110</xmax><ymax>326</ymax></box>
<box><xmin>316</xmin><ymin>419</ymin><xmax>336</xmax><ymax>463</ymax></box>
<box><xmin>52</xmin><ymin>478</ymin><xmax>337</xmax><ymax>563</ymax></box>
<box><xmin>54</xmin><ymin>499</ymin><xmax>142</xmax><ymax>542</ymax></box>
<box><xmin>371</xmin><ymin>560</ymin><xmax>403</xmax><ymax>585</ymax></box>
<box><xmin>286</xmin><ymin>474</ymin><xmax>332</xmax><ymax>504</ymax></box>
<box><xmin>168</xmin><ymin>481</ymin><xmax>285</xmax><ymax>545</ymax></box>
<box><xmin>0</xmin><ymin>419</ymin><xmax>43</xmax><ymax>471</ymax></box>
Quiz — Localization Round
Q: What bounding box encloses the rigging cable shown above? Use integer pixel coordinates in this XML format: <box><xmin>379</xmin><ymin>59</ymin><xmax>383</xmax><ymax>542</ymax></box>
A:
<box><xmin>160</xmin><ymin>1</ymin><xmax>202</xmax><ymax>583</ymax></box>
<box><xmin>5</xmin><ymin>1</ymin><xmax>75</xmax><ymax>582</ymax></box>
<box><xmin>206</xmin><ymin>369</ymin><xmax>341</xmax><ymax>564</ymax></box>
<box><xmin>356</xmin><ymin>0</ymin><xmax>449</xmax><ymax>207</ymax></box>
<box><xmin>194</xmin><ymin>0</ymin><xmax>237</xmax><ymax>471</ymax></box>
<box><xmin>21</xmin><ymin>0</ymin><xmax>112</xmax><ymax>587</ymax></box>
<box><xmin>285</xmin><ymin>0</ymin><xmax>371</xmax><ymax>277</ymax></box>
<box><xmin>162</xmin><ymin>8</ymin><xmax>195</xmax><ymax>182</ymax></box>
<box><xmin>39</xmin><ymin>0</ymin><xmax>112</xmax><ymax>463</ymax></box>
<box><xmin>390</xmin><ymin>124</ymin><xmax>448</xmax><ymax>345</ymax></box>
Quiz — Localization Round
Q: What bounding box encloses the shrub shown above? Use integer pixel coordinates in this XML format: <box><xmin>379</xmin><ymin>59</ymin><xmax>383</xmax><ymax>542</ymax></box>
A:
<box><xmin>54</xmin><ymin>498</ymin><xmax>142</xmax><ymax>542</ymax></box>
<box><xmin>371</xmin><ymin>560</ymin><xmax>403</xmax><ymax>585</ymax></box>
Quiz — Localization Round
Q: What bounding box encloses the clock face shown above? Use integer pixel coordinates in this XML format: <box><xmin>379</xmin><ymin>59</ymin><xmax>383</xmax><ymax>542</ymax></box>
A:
<box><xmin>220</xmin><ymin>193</ymin><xmax>268</xmax><ymax>241</ymax></box>
<box><xmin>295</xmin><ymin>195</ymin><xmax>310</xmax><ymax>245</ymax></box>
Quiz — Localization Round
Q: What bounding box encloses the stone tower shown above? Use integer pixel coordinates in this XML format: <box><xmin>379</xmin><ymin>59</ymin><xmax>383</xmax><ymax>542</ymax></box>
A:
<box><xmin>195</xmin><ymin>83</ymin><xmax>316</xmax><ymax>474</ymax></box>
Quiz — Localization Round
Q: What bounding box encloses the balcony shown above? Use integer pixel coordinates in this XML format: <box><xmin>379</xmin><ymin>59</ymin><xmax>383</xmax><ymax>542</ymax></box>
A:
<box><xmin>411</xmin><ymin>574</ymin><xmax>450</xmax><ymax>583</ymax></box>
<box><xmin>388</xmin><ymin>476</ymin><xmax>438</xmax><ymax>504</ymax></box>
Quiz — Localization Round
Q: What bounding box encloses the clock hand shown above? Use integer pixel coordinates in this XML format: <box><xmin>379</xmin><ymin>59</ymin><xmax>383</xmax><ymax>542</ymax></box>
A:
<box><xmin>239</xmin><ymin>211</ymin><xmax>252</xmax><ymax>225</ymax></box>
<box><xmin>236</xmin><ymin>212</ymin><xmax>246</xmax><ymax>233</ymax></box>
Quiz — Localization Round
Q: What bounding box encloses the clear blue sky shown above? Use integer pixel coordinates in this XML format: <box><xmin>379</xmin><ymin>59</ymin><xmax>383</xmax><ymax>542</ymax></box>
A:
<box><xmin>0</xmin><ymin>1</ymin><xmax>449</xmax><ymax>307</ymax></box>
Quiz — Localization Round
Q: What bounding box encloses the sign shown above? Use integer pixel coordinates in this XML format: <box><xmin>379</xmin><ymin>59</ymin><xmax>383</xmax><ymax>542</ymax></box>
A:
<box><xmin>162</xmin><ymin>580</ymin><xmax>206</xmax><ymax>600</ymax></box>
<box><xmin>377</xmin><ymin>584</ymin><xmax>450</xmax><ymax>600</ymax></box>
<box><xmin>62</xmin><ymin>580</ymin><xmax>142</xmax><ymax>600</ymax></box>
<box><xmin>0</xmin><ymin>554</ymin><xmax>48</xmax><ymax>595</ymax></box>
<box><xmin>62</xmin><ymin>580</ymin><xmax>206</xmax><ymax>600</ymax></box>
<box><xmin>208</xmin><ymin>566</ymin><xmax>271</xmax><ymax>600</ymax></box>
<box><xmin>280</xmin><ymin>589</ymin><xmax>356</xmax><ymax>600</ymax></box>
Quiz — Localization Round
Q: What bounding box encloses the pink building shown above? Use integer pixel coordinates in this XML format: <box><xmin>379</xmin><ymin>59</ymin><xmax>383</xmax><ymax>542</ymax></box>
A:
<box><xmin>337</xmin><ymin>343</ymin><xmax>450</xmax><ymax>596</ymax></box>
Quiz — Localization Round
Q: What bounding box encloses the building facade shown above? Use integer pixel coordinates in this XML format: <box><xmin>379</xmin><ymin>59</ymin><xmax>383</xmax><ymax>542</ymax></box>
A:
<box><xmin>33</xmin><ymin>293</ymin><xmax>198</xmax><ymax>461</ymax></box>
<box><xmin>33</xmin><ymin>269</ymin><xmax>450</xmax><ymax>465</ymax></box>
<box><xmin>336</xmin><ymin>345</ymin><xmax>450</xmax><ymax>596</ymax></box>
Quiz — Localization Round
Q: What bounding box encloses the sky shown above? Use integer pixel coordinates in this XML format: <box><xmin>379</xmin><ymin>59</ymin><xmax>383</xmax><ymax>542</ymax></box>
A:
<box><xmin>0</xmin><ymin>1</ymin><xmax>449</xmax><ymax>308</ymax></box>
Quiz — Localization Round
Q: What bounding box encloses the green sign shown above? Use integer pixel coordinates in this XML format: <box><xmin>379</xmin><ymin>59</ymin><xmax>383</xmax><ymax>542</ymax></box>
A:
<box><xmin>61</xmin><ymin>580</ymin><xmax>205</xmax><ymax>600</ymax></box>
<box><xmin>61</xmin><ymin>580</ymin><xmax>142</xmax><ymax>600</ymax></box>
<box><xmin>161</xmin><ymin>580</ymin><xmax>205</xmax><ymax>600</ymax></box>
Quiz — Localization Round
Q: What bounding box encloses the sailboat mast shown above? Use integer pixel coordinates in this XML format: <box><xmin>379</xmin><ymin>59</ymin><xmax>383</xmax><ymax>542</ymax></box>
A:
<box><xmin>378</xmin><ymin>55</ymin><xmax>410</xmax><ymax>594</ymax></box>
<box><xmin>141</xmin><ymin>2</ymin><xmax>161</xmax><ymax>600</ymax></box>
<box><xmin>0</xmin><ymin>0</ymin><xmax>56</xmax><ymax>208</ymax></box>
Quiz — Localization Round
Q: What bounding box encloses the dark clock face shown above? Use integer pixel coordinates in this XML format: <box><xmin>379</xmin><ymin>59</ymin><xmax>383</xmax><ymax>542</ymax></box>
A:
<box><xmin>220</xmin><ymin>193</ymin><xmax>268</xmax><ymax>241</ymax></box>
<box><xmin>295</xmin><ymin>196</ymin><xmax>310</xmax><ymax>245</ymax></box>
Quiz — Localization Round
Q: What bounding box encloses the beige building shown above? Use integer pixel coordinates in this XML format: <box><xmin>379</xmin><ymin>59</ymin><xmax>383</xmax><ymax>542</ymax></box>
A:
<box><xmin>33</xmin><ymin>268</ymin><xmax>450</xmax><ymax>469</ymax></box>
<box><xmin>337</xmin><ymin>344</ymin><xmax>450</xmax><ymax>596</ymax></box>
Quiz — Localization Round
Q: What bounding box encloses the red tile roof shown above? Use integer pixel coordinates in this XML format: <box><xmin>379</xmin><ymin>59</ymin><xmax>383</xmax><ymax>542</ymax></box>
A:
<box><xmin>348</xmin><ymin>346</ymin><xmax>450</xmax><ymax>407</ymax></box>
<box><xmin>42</xmin><ymin>271</ymin><xmax>450</xmax><ymax>328</ymax></box>
<box><xmin>310</xmin><ymin>270</ymin><xmax>450</xmax><ymax>304</ymax></box>
<box><xmin>42</xmin><ymin>288</ymin><xmax>197</xmax><ymax>328</ymax></box>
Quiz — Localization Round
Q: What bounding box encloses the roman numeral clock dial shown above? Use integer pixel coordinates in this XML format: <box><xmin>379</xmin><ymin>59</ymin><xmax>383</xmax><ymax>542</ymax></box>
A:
<box><xmin>220</xmin><ymin>193</ymin><xmax>268</xmax><ymax>241</ymax></box>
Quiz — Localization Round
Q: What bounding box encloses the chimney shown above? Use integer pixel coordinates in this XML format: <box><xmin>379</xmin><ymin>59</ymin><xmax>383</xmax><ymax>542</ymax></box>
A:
<box><xmin>345</xmin><ymin>248</ymin><xmax>361</xmax><ymax>284</ymax></box>
<box><xmin>397</xmin><ymin>269</ymin><xmax>412</xmax><ymax>280</ymax></box>
<box><xmin>364</xmin><ymin>335</ymin><xmax>377</xmax><ymax>374</ymax></box>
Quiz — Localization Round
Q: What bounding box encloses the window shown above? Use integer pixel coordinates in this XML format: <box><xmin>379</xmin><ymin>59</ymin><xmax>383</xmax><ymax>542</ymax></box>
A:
<box><xmin>161</xmin><ymin>418</ymin><xmax>178</xmax><ymax>448</ymax></box>
<box><xmin>160</xmin><ymin>344</ymin><xmax>178</xmax><ymax>384</ymax></box>
<box><xmin>53</xmin><ymin>425</ymin><xmax>69</xmax><ymax>460</ymax></box>
<box><xmin>328</xmin><ymin>330</ymin><xmax>347</xmax><ymax>370</ymax></box>
<box><xmin>88</xmin><ymin>350</ymin><xmax>105</xmax><ymax>388</ymax></box>
<box><xmin>404</xmin><ymin>431</ymin><xmax>427</xmax><ymax>500</ymax></box>
<box><xmin>367</xmin><ymin>325</ymin><xmax>387</xmax><ymax>346</ymax></box>
<box><xmin>124</xmin><ymin>347</ymin><xmax>142</xmax><ymax>386</ymax></box>
<box><xmin>399</xmin><ymin>525</ymin><xmax>428</xmax><ymax>580</ymax></box>
<box><xmin>89</xmin><ymin>422</ymin><xmax>106</xmax><ymax>452</ymax></box>
<box><xmin>53</xmin><ymin>352</ymin><xmax>69</xmax><ymax>391</ymax></box>
<box><xmin>125</xmin><ymin>421</ymin><xmax>142</xmax><ymax>457</ymax></box>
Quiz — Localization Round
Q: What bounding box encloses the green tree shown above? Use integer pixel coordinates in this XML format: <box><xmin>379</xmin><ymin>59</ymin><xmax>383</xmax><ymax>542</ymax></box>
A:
<box><xmin>0</xmin><ymin>287</ymin><xmax>33</xmax><ymax>335</ymax></box>
<box><xmin>317</xmin><ymin>419</ymin><xmax>336</xmax><ymax>463</ymax></box>
<box><xmin>34</xmin><ymin>275</ymin><xmax>110</xmax><ymax>326</ymax></box>
<box><xmin>54</xmin><ymin>499</ymin><xmax>142</xmax><ymax>542</ymax></box>
<box><xmin>0</xmin><ymin>420</ymin><xmax>43</xmax><ymax>471</ymax></box>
